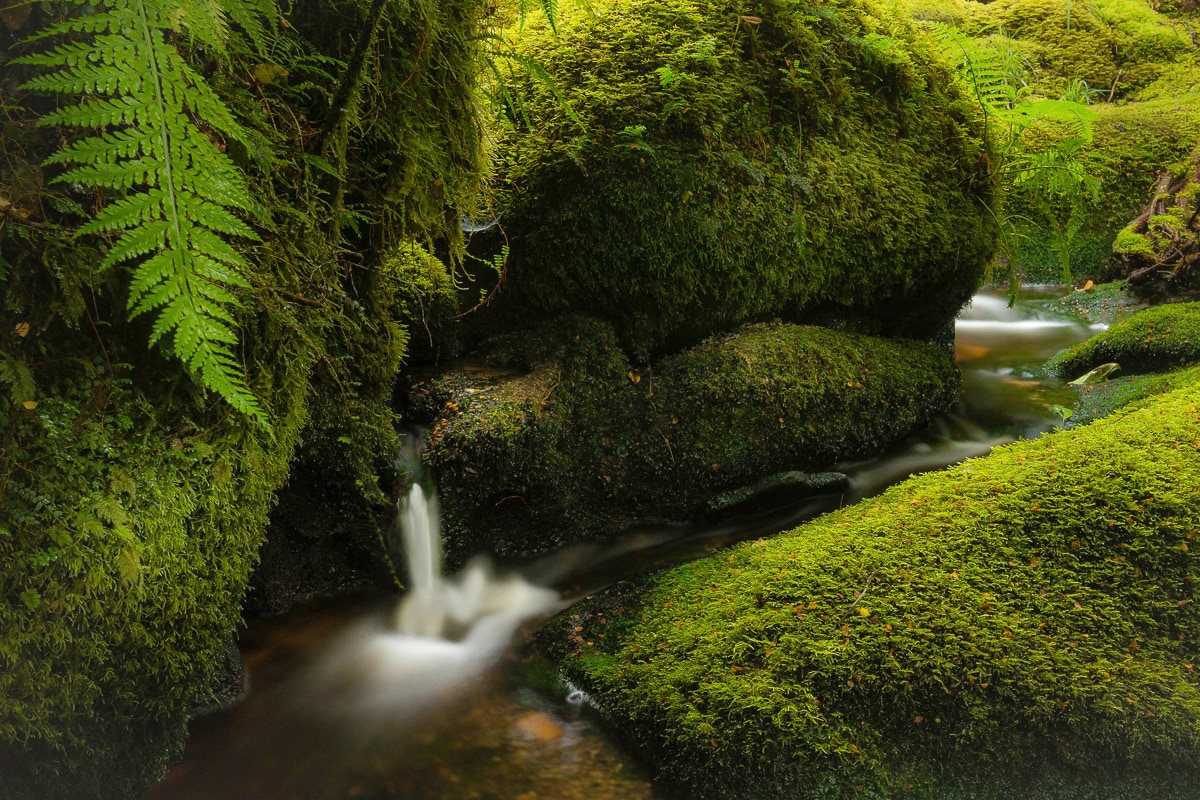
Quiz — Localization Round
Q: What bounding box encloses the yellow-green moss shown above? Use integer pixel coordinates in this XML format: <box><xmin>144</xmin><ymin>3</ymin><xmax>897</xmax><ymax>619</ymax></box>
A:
<box><xmin>1048</xmin><ymin>301</ymin><xmax>1200</xmax><ymax>378</ymax></box>
<box><xmin>479</xmin><ymin>0</ymin><xmax>996</xmax><ymax>355</ymax></box>
<box><xmin>0</xmin><ymin>264</ymin><xmax>314</xmax><ymax>797</ymax></box>
<box><xmin>558</xmin><ymin>376</ymin><xmax>1200</xmax><ymax>799</ymax></box>
<box><xmin>1013</xmin><ymin>87</ymin><xmax>1200</xmax><ymax>281</ymax></box>
<box><xmin>965</xmin><ymin>0</ymin><xmax>1192</xmax><ymax>99</ymax></box>
<box><xmin>410</xmin><ymin>318</ymin><xmax>959</xmax><ymax>562</ymax></box>
<box><xmin>895</xmin><ymin>0</ymin><xmax>970</xmax><ymax>24</ymax></box>
<box><xmin>1069</xmin><ymin>365</ymin><xmax>1200</xmax><ymax>426</ymax></box>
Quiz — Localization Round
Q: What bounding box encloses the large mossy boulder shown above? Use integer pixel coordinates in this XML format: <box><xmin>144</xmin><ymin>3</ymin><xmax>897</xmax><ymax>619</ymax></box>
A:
<box><xmin>550</xmin><ymin>371</ymin><xmax>1200</xmax><ymax>799</ymax></box>
<box><xmin>0</xmin><ymin>236</ymin><xmax>434</xmax><ymax>797</ymax></box>
<box><xmin>406</xmin><ymin>317</ymin><xmax>959</xmax><ymax>563</ymax></box>
<box><xmin>1049</xmin><ymin>301</ymin><xmax>1200</xmax><ymax>379</ymax></box>
<box><xmin>0</xmin><ymin>278</ymin><xmax>313</xmax><ymax>798</ymax></box>
<box><xmin>480</xmin><ymin>0</ymin><xmax>996</xmax><ymax>354</ymax></box>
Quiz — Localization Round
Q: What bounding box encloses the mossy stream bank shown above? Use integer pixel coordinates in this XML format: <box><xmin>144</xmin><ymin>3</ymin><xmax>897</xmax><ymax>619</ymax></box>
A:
<box><xmin>147</xmin><ymin>289</ymin><xmax>1123</xmax><ymax>800</ymax></box>
<box><xmin>549</xmin><ymin>321</ymin><xmax>1200</xmax><ymax>800</ymax></box>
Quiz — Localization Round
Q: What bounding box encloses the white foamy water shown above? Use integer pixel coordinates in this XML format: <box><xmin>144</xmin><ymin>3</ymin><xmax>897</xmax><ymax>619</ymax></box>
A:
<box><xmin>308</xmin><ymin>483</ymin><xmax>562</xmax><ymax>725</ymax></box>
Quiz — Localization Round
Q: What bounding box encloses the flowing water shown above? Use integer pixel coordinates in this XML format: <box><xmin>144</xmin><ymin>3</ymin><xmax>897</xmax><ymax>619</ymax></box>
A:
<box><xmin>145</xmin><ymin>289</ymin><xmax>1104</xmax><ymax>800</ymax></box>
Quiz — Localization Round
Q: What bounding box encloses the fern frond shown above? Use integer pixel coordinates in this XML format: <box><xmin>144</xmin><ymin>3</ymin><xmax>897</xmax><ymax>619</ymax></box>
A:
<box><xmin>0</xmin><ymin>353</ymin><xmax>36</xmax><ymax>406</ymax></box>
<box><xmin>39</xmin><ymin>98</ymin><xmax>155</xmax><ymax>129</ymax></box>
<box><xmin>222</xmin><ymin>0</ymin><xmax>276</xmax><ymax>53</ymax></box>
<box><xmin>17</xmin><ymin>0</ymin><xmax>276</xmax><ymax>425</ymax></box>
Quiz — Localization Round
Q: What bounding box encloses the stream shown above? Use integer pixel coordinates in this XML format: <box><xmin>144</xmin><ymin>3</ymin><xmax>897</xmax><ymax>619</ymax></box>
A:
<box><xmin>144</xmin><ymin>288</ymin><xmax>1105</xmax><ymax>800</ymax></box>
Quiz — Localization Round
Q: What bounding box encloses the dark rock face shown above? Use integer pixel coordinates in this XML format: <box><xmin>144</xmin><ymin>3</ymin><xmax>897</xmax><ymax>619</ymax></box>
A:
<box><xmin>246</xmin><ymin>465</ymin><xmax>400</xmax><ymax>618</ymax></box>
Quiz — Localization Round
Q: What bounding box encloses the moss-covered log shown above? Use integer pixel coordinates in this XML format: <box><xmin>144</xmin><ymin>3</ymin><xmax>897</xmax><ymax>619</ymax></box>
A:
<box><xmin>1049</xmin><ymin>301</ymin><xmax>1200</xmax><ymax>379</ymax></box>
<box><xmin>407</xmin><ymin>317</ymin><xmax>959</xmax><ymax>563</ymax></box>
<box><xmin>1111</xmin><ymin>145</ymin><xmax>1200</xmax><ymax>291</ymax></box>
<box><xmin>475</xmin><ymin>0</ymin><xmax>997</xmax><ymax>355</ymax></box>
<box><xmin>552</xmin><ymin>371</ymin><xmax>1200</xmax><ymax>799</ymax></box>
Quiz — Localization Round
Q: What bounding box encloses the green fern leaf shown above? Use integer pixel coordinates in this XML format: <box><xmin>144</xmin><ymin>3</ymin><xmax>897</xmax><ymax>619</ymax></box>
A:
<box><xmin>0</xmin><ymin>353</ymin><xmax>36</xmax><ymax>406</ymax></box>
<box><xmin>17</xmin><ymin>0</ymin><xmax>276</xmax><ymax>425</ymax></box>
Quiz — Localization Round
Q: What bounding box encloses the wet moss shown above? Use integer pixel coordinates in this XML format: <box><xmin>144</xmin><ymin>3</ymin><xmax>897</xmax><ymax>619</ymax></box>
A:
<box><xmin>1068</xmin><ymin>366</ymin><xmax>1200</xmax><ymax>427</ymax></box>
<box><xmin>409</xmin><ymin>318</ymin><xmax>959</xmax><ymax>563</ymax></box>
<box><xmin>1045</xmin><ymin>280</ymin><xmax>1144</xmax><ymax>326</ymax></box>
<box><xmin>557</xmin><ymin>378</ymin><xmax>1200</xmax><ymax>800</ymax></box>
<box><xmin>479</xmin><ymin>0</ymin><xmax>996</xmax><ymax>355</ymax></box>
<box><xmin>1048</xmin><ymin>301</ymin><xmax>1200</xmax><ymax>378</ymax></box>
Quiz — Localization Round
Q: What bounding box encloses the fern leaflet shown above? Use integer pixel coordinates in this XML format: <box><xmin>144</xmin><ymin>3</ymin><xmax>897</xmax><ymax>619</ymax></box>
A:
<box><xmin>17</xmin><ymin>0</ymin><xmax>272</xmax><ymax>424</ymax></box>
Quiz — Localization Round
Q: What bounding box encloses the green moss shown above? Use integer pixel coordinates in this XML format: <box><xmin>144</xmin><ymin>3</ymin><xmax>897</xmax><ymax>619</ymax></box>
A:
<box><xmin>1012</xmin><ymin>92</ymin><xmax>1200</xmax><ymax>281</ymax></box>
<box><xmin>1068</xmin><ymin>366</ymin><xmax>1200</xmax><ymax>427</ymax></box>
<box><xmin>0</xmin><ymin>261</ymin><xmax>314</xmax><ymax>797</ymax></box>
<box><xmin>391</xmin><ymin>242</ymin><xmax>460</xmax><ymax>364</ymax></box>
<box><xmin>1048</xmin><ymin>301</ymin><xmax>1200</xmax><ymax>378</ymax></box>
<box><xmin>1112</xmin><ymin>227</ymin><xmax>1158</xmax><ymax>258</ymax></box>
<box><xmin>895</xmin><ymin>0</ymin><xmax>970</xmax><ymax>24</ymax></box>
<box><xmin>965</xmin><ymin>0</ymin><xmax>1192</xmax><ymax>99</ymax></box>
<box><xmin>480</xmin><ymin>0</ymin><xmax>996</xmax><ymax>355</ymax></box>
<box><xmin>556</xmin><ymin>378</ymin><xmax>1200</xmax><ymax>799</ymax></box>
<box><xmin>410</xmin><ymin>318</ymin><xmax>958</xmax><ymax>561</ymax></box>
<box><xmin>0</xmin><ymin>0</ymin><xmax>487</xmax><ymax>791</ymax></box>
<box><xmin>1045</xmin><ymin>280</ymin><xmax>1143</xmax><ymax>326</ymax></box>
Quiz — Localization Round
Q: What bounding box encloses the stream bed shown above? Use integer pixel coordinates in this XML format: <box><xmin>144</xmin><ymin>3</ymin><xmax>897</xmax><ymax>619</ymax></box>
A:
<box><xmin>145</xmin><ymin>289</ymin><xmax>1104</xmax><ymax>800</ymax></box>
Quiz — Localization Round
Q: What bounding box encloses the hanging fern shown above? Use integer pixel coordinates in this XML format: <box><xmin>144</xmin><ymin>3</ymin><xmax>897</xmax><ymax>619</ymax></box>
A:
<box><xmin>927</xmin><ymin>21</ymin><xmax>1103</xmax><ymax>287</ymax></box>
<box><xmin>15</xmin><ymin>0</ymin><xmax>274</xmax><ymax>424</ymax></box>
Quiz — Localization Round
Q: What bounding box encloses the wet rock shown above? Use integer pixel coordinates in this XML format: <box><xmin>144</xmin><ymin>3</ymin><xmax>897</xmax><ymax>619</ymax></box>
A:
<box><xmin>704</xmin><ymin>471</ymin><xmax>849</xmax><ymax>522</ymax></box>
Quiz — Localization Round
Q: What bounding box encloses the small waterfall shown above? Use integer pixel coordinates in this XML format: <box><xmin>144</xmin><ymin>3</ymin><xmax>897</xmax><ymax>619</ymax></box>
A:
<box><xmin>400</xmin><ymin>484</ymin><xmax>441</xmax><ymax>598</ymax></box>
<box><xmin>392</xmin><ymin>482</ymin><xmax>562</xmax><ymax>640</ymax></box>
<box><xmin>308</xmin><ymin>479</ymin><xmax>563</xmax><ymax>725</ymax></box>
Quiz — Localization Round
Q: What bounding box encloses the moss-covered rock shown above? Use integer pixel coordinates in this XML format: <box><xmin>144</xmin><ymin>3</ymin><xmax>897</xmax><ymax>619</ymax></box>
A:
<box><xmin>244</xmin><ymin>243</ymin><xmax>450</xmax><ymax>615</ymax></box>
<box><xmin>1046</xmin><ymin>279</ymin><xmax>1145</xmax><ymax>327</ymax></box>
<box><xmin>1048</xmin><ymin>301</ymin><xmax>1200</xmax><ymax>378</ymax></box>
<box><xmin>965</xmin><ymin>0</ymin><xmax>1192</xmax><ymax>100</ymax></box>
<box><xmin>1067</xmin><ymin>365</ymin><xmax>1200</xmax><ymax>427</ymax></box>
<box><xmin>0</xmin><ymin>0</ymin><xmax>485</xmax><ymax>792</ymax></box>
<box><xmin>553</xmin><ymin>374</ymin><xmax>1200</xmax><ymax>799</ymax></box>
<box><xmin>478</xmin><ymin>0</ymin><xmax>996</xmax><ymax>355</ymax></box>
<box><xmin>1010</xmin><ymin>71</ymin><xmax>1200</xmax><ymax>282</ymax></box>
<box><xmin>407</xmin><ymin>317</ymin><xmax>959</xmax><ymax>563</ymax></box>
<box><xmin>0</xmin><ymin>261</ymin><xmax>314</xmax><ymax>797</ymax></box>
<box><xmin>1111</xmin><ymin>143</ymin><xmax>1200</xmax><ymax>291</ymax></box>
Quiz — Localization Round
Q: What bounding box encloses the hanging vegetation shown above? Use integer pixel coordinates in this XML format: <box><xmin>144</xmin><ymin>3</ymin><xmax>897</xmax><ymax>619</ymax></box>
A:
<box><xmin>0</xmin><ymin>0</ymin><xmax>484</xmax><ymax>794</ymax></box>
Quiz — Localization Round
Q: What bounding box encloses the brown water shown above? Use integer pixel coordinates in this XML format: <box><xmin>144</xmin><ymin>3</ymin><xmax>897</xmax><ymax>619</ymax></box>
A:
<box><xmin>145</xmin><ymin>289</ymin><xmax>1101</xmax><ymax>800</ymax></box>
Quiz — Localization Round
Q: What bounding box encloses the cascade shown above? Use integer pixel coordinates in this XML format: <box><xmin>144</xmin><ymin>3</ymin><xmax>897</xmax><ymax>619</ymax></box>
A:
<box><xmin>308</xmin><ymin>479</ymin><xmax>562</xmax><ymax>723</ymax></box>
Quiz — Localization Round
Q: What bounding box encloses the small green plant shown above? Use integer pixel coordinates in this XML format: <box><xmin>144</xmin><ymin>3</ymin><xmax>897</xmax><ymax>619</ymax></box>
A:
<box><xmin>928</xmin><ymin>22</ymin><xmax>1106</xmax><ymax>289</ymax></box>
<box><xmin>1050</xmin><ymin>402</ymin><xmax>1074</xmax><ymax>427</ymax></box>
